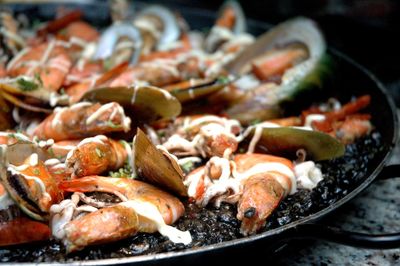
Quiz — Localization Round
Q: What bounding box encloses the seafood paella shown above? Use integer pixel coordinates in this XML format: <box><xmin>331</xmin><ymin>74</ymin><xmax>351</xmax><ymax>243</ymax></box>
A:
<box><xmin>0</xmin><ymin>1</ymin><xmax>383</xmax><ymax>262</ymax></box>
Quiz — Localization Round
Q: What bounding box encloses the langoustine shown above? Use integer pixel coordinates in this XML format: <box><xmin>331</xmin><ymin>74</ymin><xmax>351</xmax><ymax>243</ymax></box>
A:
<box><xmin>52</xmin><ymin>176</ymin><xmax>191</xmax><ymax>252</ymax></box>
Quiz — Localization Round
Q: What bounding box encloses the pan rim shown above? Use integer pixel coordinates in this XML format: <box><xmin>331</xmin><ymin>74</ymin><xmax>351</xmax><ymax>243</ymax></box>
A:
<box><xmin>1</xmin><ymin>2</ymin><xmax>398</xmax><ymax>265</ymax></box>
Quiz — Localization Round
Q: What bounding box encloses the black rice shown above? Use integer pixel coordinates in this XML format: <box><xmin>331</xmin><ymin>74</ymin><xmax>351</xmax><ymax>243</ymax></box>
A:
<box><xmin>0</xmin><ymin>131</ymin><xmax>385</xmax><ymax>263</ymax></box>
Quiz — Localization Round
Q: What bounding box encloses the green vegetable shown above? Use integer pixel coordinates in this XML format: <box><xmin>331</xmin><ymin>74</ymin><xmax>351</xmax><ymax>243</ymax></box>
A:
<box><xmin>105</xmin><ymin>120</ymin><xmax>121</xmax><ymax>128</ymax></box>
<box><xmin>103</xmin><ymin>58</ymin><xmax>113</xmax><ymax>71</ymax></box>
<box><xmin>250</xmin><ymin>119</ymin><xmax>262</xmax><ymax>125</ymax></box>
<box><xmin>217</xmin><ymin>75</ymin><xmax>230</xmax><ymax>84</ymax></box>
<box><xmin>181</xmin><ymin>160</ymin><xmax>194</xmax><ymax>173</ymax></box>
<box><xmin>17</xmin><ymin>78</ymin><xmax>38</xmax><ymax>92</ymax></box>
<box><xmin>109</xmin><ymin>163</ymin><xmax>134</xmax><ymax>179</ymax></box>
<box><xmin>95</xmin><ymin>148</ymin><xmax>105</xmax><ymax>158</ymax></box>
<box><xmin>34</xmin><ymin>72</ymin><xmax>44</xmax><ymax>86</ymax></box>
<box><xmin>53</xmin><ymin>170</ymin><xmax>65</xmax><ymax>175</ymax></box>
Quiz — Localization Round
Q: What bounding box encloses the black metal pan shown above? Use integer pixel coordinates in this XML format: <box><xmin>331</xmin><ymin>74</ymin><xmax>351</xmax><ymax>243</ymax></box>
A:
<box><xmin>1</xmin><ymin>1</ymin><xmax>399</xmax><ymax>265</ymax></box>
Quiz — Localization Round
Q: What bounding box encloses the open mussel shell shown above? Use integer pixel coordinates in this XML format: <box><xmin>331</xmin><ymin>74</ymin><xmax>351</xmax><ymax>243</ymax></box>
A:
<box><xmin>0</xmin><ymin>82</ymin><xmax>54</xmax><ymax>113</ymax></box>
<box><xmin>82</xmin><ymin>85</ymin><xmax>182</xmax><ymax>123</ymax></box>
<box><xmin>0</xmin><ymin>112</ymin><xmax>12</xmax><ymax>130</ymax></box>
<box><xmin>218</xmin><ymin>0</ymin><xmax>246</xmax><ymax>34</ymax></box>
<box><xmin>5</xmin><ymin>142</ymin><xmax>51</xmax><ymax>166</ymax></box>
<box><xmin>0</xmin><ymin>95</ymin><xmax>12</xmax><ymax>130</ymax></box>
<box><xmin>0</xmin><ymin>145</ymin><xmax>48</xmax><ymax>221</ymax></box>
<box><xmin>0</xmin><ymin>79</ymin><xmax>53</xmax><ymax>103</ymax></box>
<box><xmin>94</xmin><ymin>23</ymin><xmax>142</xmax><ymax>65</ymax></box>
<box><xmin>225</xmin><ymin>82</ymin><xmax>283</xmax><ymax>123</ymax></box>
<box><xmin>242</xmin><ymin>127</ymin><xmax>345</xmax><ymax>161</ymax></box>
<box><xmin>225</xmin><ymin>17</ymin><xmax>328</xmax><ymax>124</ymax></box>
<box><xmin>166</xmin><ymin>77</ymin><xmax>231</xmax><ymax>103</ymax></box>
<box><xmin>226</xmin><ymin>17</ymin><xmax>326</xmax><ymax>75</ymax></box>
<box><xmin>1</xmin><ymin>170</ymin><xmax>48</xmax><ymax>221</ymax></box>
<box><xmin>137</xmin><ymin>5</ymin><xmax>181</xmax><ymax>49</ymax></box>
<box><xmin>133</xmin><ymin>128</ymin><xmax>187</xmax><ymax>197</ymax></box>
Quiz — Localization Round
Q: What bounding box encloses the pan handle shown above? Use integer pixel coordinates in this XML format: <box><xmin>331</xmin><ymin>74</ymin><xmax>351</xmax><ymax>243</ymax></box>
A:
<box><xmin>283</xmin><ymin>167</ymin><xmax>400</xmax><ymax>249</ymax></box>
<box><xmin>375</xmin><ymin>164</ymin><xmax>400</xmax><ymax>180</ymax></box>
<box><xmin>287</xmin><ymin>223</ymin><xmax>400</xmax><ymax>249</ymax></box>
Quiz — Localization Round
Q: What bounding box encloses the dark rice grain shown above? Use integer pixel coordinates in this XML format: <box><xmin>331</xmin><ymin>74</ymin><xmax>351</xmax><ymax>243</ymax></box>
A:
<box><xmin>0</xmin><ymin>132</ymin><xmax>385</xmax><ymax>262</ymax></box>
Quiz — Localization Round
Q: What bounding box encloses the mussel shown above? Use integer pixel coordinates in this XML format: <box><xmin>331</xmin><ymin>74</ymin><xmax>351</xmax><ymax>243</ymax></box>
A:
<box><xmin>0</xmin><ymin>80</ymin><xmax>55</xmax><ymax>113</ymax></box>
<box><xmin>225</xmin><ymin>17</ymin><xmax>329</xmax><ymax>124</ymax></box>
<box><xmin>205</xmin><ymin>0</ymin><xmax>247</xmax><ymax>52</ymax></box>
<box><xmin>133</xmin><ymin>128</ymin><xmax>187</xmax><ymax>197</ymax></box>
<box><xmin>134</xmin><ymin>5</ymin><xmax>181</xmax><ymax>51</ymax></box>
<box><xmin>164</xmin><ymin>77</ymin><xmax>232</xmax><ymax>103</ymax></box>
<box><xmin>0</xmin><ymin>142</ymin><xmax>60</xmax><ymax>221</ymax></box>
<box><xmin>218</xmin><ymin>0</ymin><xmax>246</xmax><ymax>34</ymax></box>
<box><xmin>0</xmin><ymin>94</ymin><xmax>12</xmax><ymax>130</ymax></box>
<box><xmin>94</xmin><ymin>23</ymin><xmax>143</xmax><ymax>66</ymax></box>
<box><xmin>82</xmin><ymin>85</ymin><xmax>182</xmax><ymax>123</ymax></box>
<box><xmin>241</xmin><ymin>126</ymin><xmax>345</xmax><ymax>161</ymax></box>
<box><xmin>0</xmin><ymin>11</ymin><xmax>26</xmax><ymax>59</ymax></box>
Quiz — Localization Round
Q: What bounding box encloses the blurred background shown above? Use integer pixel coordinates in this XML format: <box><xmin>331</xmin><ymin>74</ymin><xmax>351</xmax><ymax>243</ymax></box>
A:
<box><xmin>2</xmin><ymin>0</ymin><xmax>399</xmax><ymax>103</ymax></box>
<box><xmin>149</xmin><ymin>0</ymin><xmax>400</xmax><ymax>105</ymax></box>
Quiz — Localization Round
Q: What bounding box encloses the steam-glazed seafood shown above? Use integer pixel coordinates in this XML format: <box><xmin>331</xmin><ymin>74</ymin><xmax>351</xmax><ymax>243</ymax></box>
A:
<box><xmin>33</xmin><ymin>102</ymin><xmax>131</xmax><ymax>141</ymax></box>
<box><xmin>0</xmin><ymin>1</ymin><xmax>376</xmax><ymax>258</ymax></box>
<box><xmin>52</xmin><ymin>176</ymin><xmax>190</xmax><ymax>252</ymax></box>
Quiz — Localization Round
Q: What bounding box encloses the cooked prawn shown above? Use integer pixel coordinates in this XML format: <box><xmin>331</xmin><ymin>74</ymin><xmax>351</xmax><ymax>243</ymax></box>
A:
<box><xmin>162</xmin><ymin>115</ymin><xmax>241</xmax><ymax>158</ymax></box>
<box><xmin>5</xmin><ymin>153</ymin><xmax>64</xmax><ymax>214</ymax></box>
<box><xmin>303</xmin><ymin>95</ymin><xmax>372</xmax><ymax>143</ymax></box>
<box><xmin>32</xmin><ymin>102</ymin><xmax>131</xmax><ymax>141</ymax></box>
<box><xmin>54</xmin><ymin>176</ymin><xmax>190</xmax><ymax>252</ymax></box>
<box><xmin>58</xmin><ymin>20</ymin><xmax>99</xmax><ymax>43</ymax></box>
<box><xmin>65</xmin><ymin>61</ymin><xmax>128</xmax><ymax>104</ymax></box>
<box><xmin>6</xmin><ymin>41</ymin><xmax>72</xmax><ymax>92</ymax></box>
<box><xmin>109</xmin><ymin>62</ymin><xmax>181</xmax><ymax>87</ymax></box>
<box><xmin>0</xmin><ymin>131</ymin><xmax>31</xmax><ymax>145</ymax></box>
<box><xmin>47</xmin><ymin>139</ymin><xmax>80</xmax><ymax>159</ymax></box>
<box><xmin>0</xmin><ymin>217</ymin><xmax>51</xmax><ymax>246</ymax></box>
<box><xmin>234</xmin><ymin>154</ymin><xmax>295</xmax><ymax>235</ymax></box>
<box><xmin>185</xmin><ymin>153</ymin><xmax>296</xmax><ymax>235</ymax></box>
<box><xmin>65</xmin><ymin>135</ymin><xmax>130</xmax><ymax>178</ymax></box>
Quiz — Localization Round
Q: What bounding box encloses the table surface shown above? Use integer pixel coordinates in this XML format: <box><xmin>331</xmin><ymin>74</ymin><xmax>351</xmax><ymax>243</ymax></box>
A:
<box><xmin>274</xmin><ymin>128</ymin><xmax>400</xmax><ymax>266</ymax></box>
